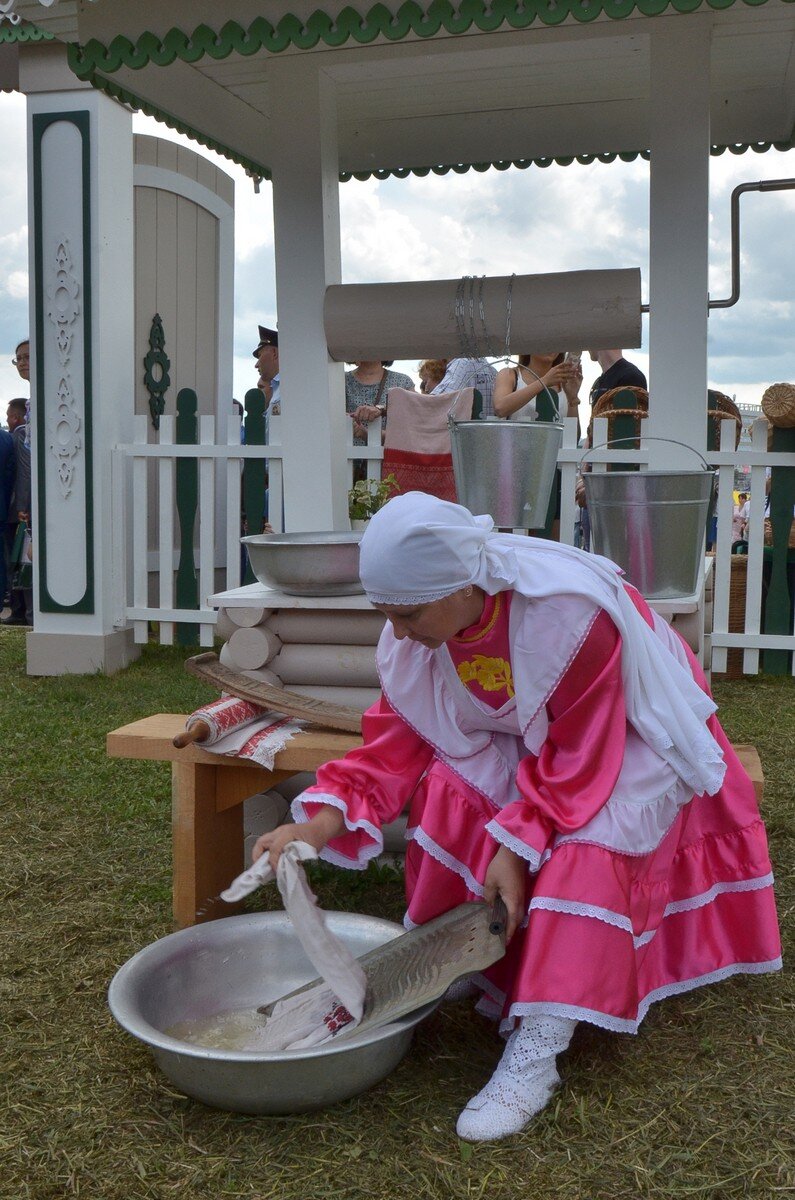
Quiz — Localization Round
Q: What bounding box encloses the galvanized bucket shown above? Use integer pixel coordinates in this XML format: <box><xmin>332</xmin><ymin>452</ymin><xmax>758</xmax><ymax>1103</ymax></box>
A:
<box><xmin>582</xmin><ymin>440</ymin><xmax>716</xmax><ymax>599</ymax></box>
<box><xmin>450</xmin><ymin>419</ymin><xmax>564</xmax><ymax>529</ymax></box>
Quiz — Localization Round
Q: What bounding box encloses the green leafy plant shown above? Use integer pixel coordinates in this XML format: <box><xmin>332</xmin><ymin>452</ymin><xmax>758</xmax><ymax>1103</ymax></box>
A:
<box><xmin>348</xmin><ymin>473</ymin><xmax>400</xmax><ymax>522</ymax></box>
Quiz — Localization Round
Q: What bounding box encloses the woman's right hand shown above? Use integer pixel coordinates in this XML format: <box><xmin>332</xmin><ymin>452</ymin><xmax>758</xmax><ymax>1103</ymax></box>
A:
<box><xmin>252</xmin><ymin>806</ymin><xmax>346</xmax><ymax>871</ymax></box>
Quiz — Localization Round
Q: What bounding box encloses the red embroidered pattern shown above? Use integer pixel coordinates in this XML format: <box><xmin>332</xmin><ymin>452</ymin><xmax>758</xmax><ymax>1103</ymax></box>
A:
<box><xmin>382</xmin><ymin>448</ymin><xmax>458</xmax><ymax>502</ymax></box>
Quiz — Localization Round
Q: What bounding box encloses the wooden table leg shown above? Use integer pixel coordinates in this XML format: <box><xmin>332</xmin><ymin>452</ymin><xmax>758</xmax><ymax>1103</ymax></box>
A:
<box><xmin>171</xmin><ymin>761</ymin><xmax>245</xmax><ymax>928</ymax></box>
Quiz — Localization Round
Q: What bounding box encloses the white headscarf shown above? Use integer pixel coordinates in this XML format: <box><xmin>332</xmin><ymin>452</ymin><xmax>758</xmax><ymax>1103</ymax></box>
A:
<box><xmin>360</xmin><ymin>492</ymin><xmax>726</xmax><ymax>797</ymax></box>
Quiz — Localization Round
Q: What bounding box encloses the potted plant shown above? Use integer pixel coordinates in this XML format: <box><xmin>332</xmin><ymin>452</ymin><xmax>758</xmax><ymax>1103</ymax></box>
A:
<box><xmin>348</xmin><ymin>474</ymin><xmax>400</xmax><ymax>529</ymax></box>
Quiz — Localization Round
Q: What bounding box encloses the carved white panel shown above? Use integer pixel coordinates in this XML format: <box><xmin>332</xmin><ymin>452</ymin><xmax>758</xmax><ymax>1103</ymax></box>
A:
<box><xmin>40</xmin><ymin>118</ymin><xmax>87</xmax><ymax>607</ymax></box>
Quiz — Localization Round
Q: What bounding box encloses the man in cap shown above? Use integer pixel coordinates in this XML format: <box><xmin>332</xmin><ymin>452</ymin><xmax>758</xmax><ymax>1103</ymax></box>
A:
<box><xmin>253</xmin><ymin>326</ymin><xmax>280</xmax><ymax>415</ymax></box>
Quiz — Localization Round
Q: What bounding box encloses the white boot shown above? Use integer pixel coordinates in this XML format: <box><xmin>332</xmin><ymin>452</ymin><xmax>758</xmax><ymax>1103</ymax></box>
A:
<box><xmin>456</xmin><ymin>1014</ymin><xmax>576</xmax><ymax>1142</ymax></box>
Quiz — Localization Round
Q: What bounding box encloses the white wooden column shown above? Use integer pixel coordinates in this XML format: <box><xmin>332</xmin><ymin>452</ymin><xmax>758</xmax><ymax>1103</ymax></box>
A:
<box><xmin>20</xmin><ymin>44</ymin><xmax>139</xmax><ymax>674</ymax></box>
<box><xmin>647</xmin><ymin>19</ymin><xmax>712</xmax><ymax>467</ymax></box>
<box><xmin>267</xmin><ymin>57</ymin><xmax>347</xmax><ymax>531</ymax></box>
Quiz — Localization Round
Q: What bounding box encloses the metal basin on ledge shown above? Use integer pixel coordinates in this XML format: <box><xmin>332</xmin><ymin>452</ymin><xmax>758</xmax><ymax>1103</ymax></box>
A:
<box><xmin>241</xmin><ymin>531</ymin><xmax>364</xmax><ymax>596</ymax></box>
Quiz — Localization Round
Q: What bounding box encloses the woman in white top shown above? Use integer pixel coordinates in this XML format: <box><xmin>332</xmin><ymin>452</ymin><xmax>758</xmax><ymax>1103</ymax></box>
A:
<box><xmin>492</xmin><ymin>352</ymin><xmax>581</xmax><ymax>422</ymax></box>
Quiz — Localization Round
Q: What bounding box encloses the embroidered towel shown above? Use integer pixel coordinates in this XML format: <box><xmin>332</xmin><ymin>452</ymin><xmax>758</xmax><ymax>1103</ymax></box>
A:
<box><xmin>221</xmin><ymin>841</ymin><xmax>367</xmax><ymax>1050</ymax></box>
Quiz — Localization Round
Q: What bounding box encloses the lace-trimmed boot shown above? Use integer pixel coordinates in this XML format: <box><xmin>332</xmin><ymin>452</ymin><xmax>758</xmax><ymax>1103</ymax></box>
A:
<box><xmin>456</xmin><ymin>1014</ymin><xmax>577</xmax><ymax>1142</ymax></box>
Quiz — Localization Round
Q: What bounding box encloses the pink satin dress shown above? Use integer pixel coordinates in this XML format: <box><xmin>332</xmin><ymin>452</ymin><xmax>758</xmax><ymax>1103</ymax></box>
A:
<box><xmin>295</xmin><ymin>589</ymin><xmax>781</xmax><ymax>1034</ymax></box>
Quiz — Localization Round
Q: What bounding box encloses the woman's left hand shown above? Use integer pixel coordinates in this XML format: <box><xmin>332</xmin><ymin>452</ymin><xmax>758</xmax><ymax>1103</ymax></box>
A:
<box><xmin>484</xmin><ymin>845</ymin><xmax>527</xmax><ymax>943</ymax></box>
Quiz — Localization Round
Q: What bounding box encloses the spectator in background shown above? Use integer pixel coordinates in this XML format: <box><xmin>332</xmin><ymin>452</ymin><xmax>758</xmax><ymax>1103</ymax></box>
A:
<box><xmin>3</xmin><ymin>399</ymin><xmax>32</xmax><ymax>626</ymax></box>
<box><xmin>12</xmin><ymin>339</ymin><xmax>29</xmax><ymax>384</ymax></box>
<box><xmin>0</xmin><ymin>423</ymin><xmax>14</xmax><ymax>611</ymax></box>
<box><xmin>4</xmin><ymin>399</ymin><xmax>28</xmax><ymax>616</ymax></box>
<box><xmin>431</xmin><ymin>356</ymin><xmax>497</xmax><ymax>418</ymax></box>
<box><xmin>345</xmin><ymin>360</ymin><xmax>415</xmax><ymax>446</ymax></box>
<box><xmin>493</xmin><ymin>353</ymin><xmax>581</xmax><ymax>422</ymax></box>
<box><xmin>732</xmin><ymin>493</ymin><xmax>748</xmax><ymax>549</ymax></box>
<box><xmin>418</xmin><ymin>359</ymin><xmax>447</xmax><ymax>394</ymax></box>
<box><xmin>588</xmin><ymin>349</ymin><xmax>647</xmax><ymax>407</ymax></box>
<box><xmin>253</xmin><ymin>326</ymin><xmax>280</xmax><ymax>416</ymax></box>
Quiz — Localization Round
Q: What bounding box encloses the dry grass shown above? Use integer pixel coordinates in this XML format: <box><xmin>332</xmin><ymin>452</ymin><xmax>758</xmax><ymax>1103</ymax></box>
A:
<box><xmin>0</xmin><ymin>631</ymin><xmax>792</xmax><ymax>1200</ymax></box>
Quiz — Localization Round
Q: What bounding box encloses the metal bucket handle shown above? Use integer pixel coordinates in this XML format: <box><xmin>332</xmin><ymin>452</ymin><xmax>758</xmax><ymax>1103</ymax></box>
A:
<box><xmin>446</xmin><ymin>392</ymin><xmax>469</xmax><ymax>428</ymax></box>
<box><xmin>579</xmin><ymin>435</ymin><xmax>712</xmax><ymax>472</ymax></box>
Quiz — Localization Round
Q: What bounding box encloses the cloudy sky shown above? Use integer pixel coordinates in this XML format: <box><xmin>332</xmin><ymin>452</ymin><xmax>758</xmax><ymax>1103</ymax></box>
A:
<box><xmin>1</xmin><ymin>88</ymin><xmax>793</xmax><ymax>421</ymax></box>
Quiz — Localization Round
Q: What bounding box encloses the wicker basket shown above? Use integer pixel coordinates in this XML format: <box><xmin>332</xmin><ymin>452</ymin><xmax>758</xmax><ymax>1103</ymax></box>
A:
<box><xmin>761</xmin><ymin>382</ymin><xmax>795</xmax><ymax>429</ymax></box>
<box><xmin>590</xmin><ymin>386</ymin><xmax>648</xmax><ymax>446</ymax></box>
<box><xmin>719</xmin><ymin>555</ymin><xmax>748</xmax><ymax>679</ymax></box>
<box><xmin>707</xmin><ymin>390</ymin><xmax>742</xmax><ymax>450</ymax></box>
<box><xmin>592</xmin><ymin>386</ymin><xmax>648</xmax><ymax>420</ymax></box>
<box><xmin>763</xmin><ymin>515</ymin><xmax>795</xmax><ymax>549</ymax></box>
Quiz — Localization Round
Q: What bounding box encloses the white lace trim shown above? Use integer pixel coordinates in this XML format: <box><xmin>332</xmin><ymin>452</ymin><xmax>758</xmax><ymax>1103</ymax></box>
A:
<box><xmin>527</xmin><ymin>873</ymin><xmax>776</xmax><ymax>950</ymax></box>
<box><xmin>365</xmin><ymin>586</ymin><xmax>462</xmax><ymax>605</ymax></box>
<box><xmin>484</xmin><ymin>819</ymin><xmax>542</xmax><ymax>870</ymax></box>
<box><xmin>291</xmin><ymin>792</ymin><xmax>383</xmax><ymax>872</ymax></box>
<box><xmin>410</xmin><ymin>826</ymin><xmax>486</xmax><ymax>897</ymax></box>
<box><xmin>664</xmin><ymin>872</ymin><xmax>774</xmax><ymax>915</ymax></box>
<box><xmin>500</xmin><ymin>957</ymin><xmax>783</xmax><ymax>1035</ymax></box>
<box><xmin>529</xmin><ymin>895</ymin><xmax>634</xmax><ymax>935</ymax></box>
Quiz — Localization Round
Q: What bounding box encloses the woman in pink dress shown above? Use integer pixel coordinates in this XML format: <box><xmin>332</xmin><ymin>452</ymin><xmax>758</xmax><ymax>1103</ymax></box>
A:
<box><xmin>253</xmin><ymin>493</ymin><xmax>781</xmax><ymax>1142</ymax></box>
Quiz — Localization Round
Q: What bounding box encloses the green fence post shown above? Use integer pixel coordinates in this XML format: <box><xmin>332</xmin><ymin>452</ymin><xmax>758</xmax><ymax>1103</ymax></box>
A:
<box><xmin>762</xmin><ymin>425</ymin><xmax>795</xmax><ymax>674</ymax></box>
<box><xmin>175</xmin><ymin>388</ymin><xmax>199</xmax><ymax>646</ymax></box>
<box><xmin>242</xmin><ymin>388</ymin><xmax>267</xmax><ymax>585</ymax></box>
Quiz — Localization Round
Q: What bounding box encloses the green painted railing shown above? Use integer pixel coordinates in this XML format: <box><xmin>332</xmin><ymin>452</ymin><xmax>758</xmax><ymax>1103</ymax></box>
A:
<box><xmin>175</xmin><ymin>389</ymin><xmax>199</xmax><ymax>645</ymax></box>
<box><xmin>762</xmin><ymin>425</ymin><xmax>795</xmax><ymax>675</ymax></box>
<box><xmin>242</xmin><ymin>388</ymin><xmax>268</xmax><ymax>585</ymax></box>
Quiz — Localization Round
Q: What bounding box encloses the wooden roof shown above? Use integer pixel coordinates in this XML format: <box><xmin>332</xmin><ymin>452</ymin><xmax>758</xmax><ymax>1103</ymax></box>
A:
<box><xmin>10</xmin><ymin>0</ymin><xmax>795</xmax><ymax>178</ymax></box>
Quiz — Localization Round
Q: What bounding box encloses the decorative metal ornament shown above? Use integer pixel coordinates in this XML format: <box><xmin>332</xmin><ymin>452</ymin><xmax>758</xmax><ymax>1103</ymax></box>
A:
<box><xmin>50</xmin><ymin>374</ymin><xmax>82</xmax><ymax>497</ymax></box>
<box><xmin>45</xmin><ymin>238</ymin><xmax>83</xmax><ymax>498</ymax></box>
<box><xmin>143</xmin><ymin>313</ymin><xmax>171</xmax><ymax>429</ymax></box>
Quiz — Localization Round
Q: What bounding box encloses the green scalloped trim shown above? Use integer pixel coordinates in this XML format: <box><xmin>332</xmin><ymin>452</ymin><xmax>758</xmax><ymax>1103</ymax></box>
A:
<box><xmin>87</xmin><ymin>71</ymin><xmax>271</xmax><ymax>180</ymax></box>
<box><xmin>66</xmin><ymin>0</ymin><xmax>788</xmax><ymax>78</ymax></box>
<box><xmin>0</xmin><ymin>22</ymin><xmax>54</xmax><ymax>44</ymax></box>
<box><xmin>76</xmin><ymin>62</ymin><xmax>795</xmax><ymax>182</ymax></box>
<box><xmin>340</xmin><ymin>136</ymin><xmax>794</xmax><ymax>180</ymax></box>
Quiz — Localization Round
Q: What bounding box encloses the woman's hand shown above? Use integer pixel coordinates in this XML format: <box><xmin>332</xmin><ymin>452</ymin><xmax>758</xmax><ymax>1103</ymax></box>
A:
<box><xmin>352</xmin><ymin>404</ymin><xmax>383</xmax><ymax>424</ymax></box>
<box><xmin>542</xmin><ymin>361</ymin><xmax>576</xmax><ymax>392</ymax></box>
<box><xmin>561</xmin><ymin>361</ymin><xmax>582</xmax><ymax>405</ymax></box>
<box><xmin>252</xmin><ymin>806</ymin><xmax>345</xmax><ymax>871</ymax></box>
<box><xmin>484</xmin><ymin>845</ymin><xmax>527</xmax><ymax>943</ymax></box>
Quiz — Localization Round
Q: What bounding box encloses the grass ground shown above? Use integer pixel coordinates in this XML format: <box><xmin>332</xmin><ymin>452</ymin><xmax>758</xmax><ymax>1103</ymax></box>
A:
<box><xmin>0</xmin><ymin>630</ymin><xmax>792</xmax><ymax>1200</ymax></box>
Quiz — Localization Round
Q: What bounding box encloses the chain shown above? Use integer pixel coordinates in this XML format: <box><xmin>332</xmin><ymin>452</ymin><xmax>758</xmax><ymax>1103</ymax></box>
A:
<box><xmin>453</xmin><ymin>272</ymin><xmax>517</xmax><ymax>367</ymax></box>
<box><xmin>454</xmin><ymin>276</ymin><xmax>479</xmax><ymax>359</ymax></box>
<box><xmin>503</xmin><ymin>273</ymin><xmax>515</xmax><ymax>362</ymax></box>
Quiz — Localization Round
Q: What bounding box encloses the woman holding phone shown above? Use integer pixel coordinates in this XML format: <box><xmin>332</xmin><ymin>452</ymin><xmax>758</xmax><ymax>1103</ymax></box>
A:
<box><xmin>492</xmin><ymin>351</ymin><xmax>581</xmax><ymax>422</ymax></box>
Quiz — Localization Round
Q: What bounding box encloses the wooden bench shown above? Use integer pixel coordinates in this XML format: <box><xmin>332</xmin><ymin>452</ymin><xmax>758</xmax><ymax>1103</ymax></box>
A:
<box><xmin>107</xmin><ymin>714</ymin><xmax>763</xmax><ymax>929</ymax></box>
<box><xmin>107</xmin><ymin>714</ymin><xmax>361</xmax><ymax>928</ymax></box>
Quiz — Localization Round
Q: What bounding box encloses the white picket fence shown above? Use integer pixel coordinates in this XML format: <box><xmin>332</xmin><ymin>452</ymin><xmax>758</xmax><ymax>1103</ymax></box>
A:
<box><xmin>113</xmin><ymin>410</ymin><xmax>795</xmax><ymax>672</ymax></box>
<box><xmin>111</xmin><ymin>412</ymin><xmax>383</xmax><ymax>646</ymax></box>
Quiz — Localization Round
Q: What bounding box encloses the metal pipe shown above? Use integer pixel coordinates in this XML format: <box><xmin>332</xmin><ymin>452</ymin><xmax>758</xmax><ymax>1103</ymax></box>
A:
<box><xmin>639</xmin><ymin>176</ymin><xmax>795</xmax><ymax>314</ymax></box>
<box><xmin>709</xmin><ymin>177</ymin><xmax>795</xmax><ymax>309</ymax></box>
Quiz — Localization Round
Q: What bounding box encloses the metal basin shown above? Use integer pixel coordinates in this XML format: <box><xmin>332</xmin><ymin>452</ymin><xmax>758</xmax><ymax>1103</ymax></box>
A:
<box><xmin>241</xmin><ymin>531</ymin><xmax>363</xmax><ymax>596</ymax></box>
<box><xmin>108</xmin><ymin>912</ymin><xmax>436</xmax><ymax>1114</ymax></box>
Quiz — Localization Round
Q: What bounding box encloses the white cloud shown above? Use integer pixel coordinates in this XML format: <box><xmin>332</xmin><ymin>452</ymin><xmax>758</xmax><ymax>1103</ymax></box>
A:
<box><xmin>5</xmin><ymin>271</ymin><xmax>28</xmax><ymax>300</ymax></box>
